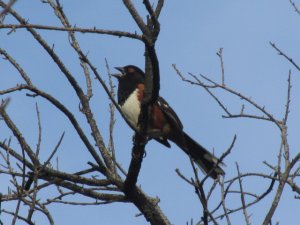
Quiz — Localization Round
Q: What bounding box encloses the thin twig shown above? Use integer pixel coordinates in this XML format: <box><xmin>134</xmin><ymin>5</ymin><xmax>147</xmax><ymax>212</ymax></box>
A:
<box><xmin>43</xmin><ymin>132</ymin><xmax>65</xmax><ymax>167</ymax></box>
<box><xmin>283</xmin><ymin>70</ymin><xmax>292</xmax><ymax>125</ymax></box>
<box><xmin>189</xmin><ymin>159</ymin><xmax>218</xmax><ymax>225</ymax></box>
<box><xmin>0</xmin><ymin>82</ymin><xmax>107</xmax><ymax>173</ymax></box>
<box><xmin>0</xmin><ymin>0</ymin><xmax>17</xmax><ymax>22</ymax></box>
<box><xmin>219</xmin><ymin>177</ymin><xmax>231</xmax><ymax>225</ymax></box>
<box><xmin>143</xmin><ymin>0</ymin><xmax>159</xmax><ymax>30</ymax></box>
<box><xmin>201</xmin><ymin>135</ymin><xmax>236</xmax><ymax>185</ymax></box>
<box><xmin>211</xmin><ymin>172</ymin><xmax>277</xmax><ymax>220</ymax></box>
<box><xmin>47</xmin><ymin>0</ymin><xmax>93</xmax><ymax>99</ymax></box>
<box><xmin>5</xmin><ymin>138</ymin><xmax>23</xmax><ymax>225</ymax></box>
<box><xmin>289</xmin><ymin>0</ymin><xmax>300</xmax><ymax>16</ymax></box>
<box><xmin>0</xmin><ymin>48</ymin><xmax>32</xmax><ymax>85</ymax></box>
<box><xmin>105</xmin><ymin>59</ymin><xmax>117</xmax><ymax>173</ymax></box>
<box><xmin>270</xmin><ymin>42</ymin><xmax>300</xmax><ymax>71</ymax></box>
<box><xmin>172</xmin><ymin>64</ymin><xmax>231</xmax><ymax>116</ymax></box>
<box><xmin>175</xmin><ymin>168</ymin><xmax>194</xmax><ymax>185</ymax></box>
<box><xmin>27</xmin><ymin>103</ymin><xmax>42</xmax><ymax>221</ymax></box>
<box><xmin>2</xmin><ymin>209</ymin><xmax>34</xmax><ymax>225</ymax></box>
<box><xmin>216</xmin><ymin>48</ymin><xmax>225</xmax><ymax>86</ymax></box>
<box><xmin>155</xmin><ymin>0</ymin><xmax>164</xmax><ymax>18</ymax></box>
<box><xmin>0</xmin><ymin>98</ymin><xmax>10</xmax><ymax>115</ymax></box>
<box><xmin>173</xmin><ymin>65</ymin><xmax>282</xmax><ymax>129</ymax></box>
<box><xmin>1</xmin><ymin>109</ymin><xmax>36</xmax><ymax>163</ymax></box>
<box><xmin>236</xmin><ymin>163</ymin><xmax>251</xmax><ymax>225</ymax></box>
<box><xmin>122</xmin><ymin>0</ymin><xmax>149</xmax><ymax>36</ymax></box>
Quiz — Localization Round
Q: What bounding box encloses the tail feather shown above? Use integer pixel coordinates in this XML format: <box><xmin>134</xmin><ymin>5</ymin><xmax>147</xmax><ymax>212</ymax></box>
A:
<box><xmin>174</xmin><ymin>132</ymin><xmax>225</xmax><ymax>179</ymax></box>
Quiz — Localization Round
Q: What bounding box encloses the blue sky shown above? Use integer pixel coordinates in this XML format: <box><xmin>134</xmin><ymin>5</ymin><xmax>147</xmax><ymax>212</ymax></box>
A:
<box><xmin>1</xmin><ymin>1</ymin><xmax>300</xmax><ymax>224</ymax></box>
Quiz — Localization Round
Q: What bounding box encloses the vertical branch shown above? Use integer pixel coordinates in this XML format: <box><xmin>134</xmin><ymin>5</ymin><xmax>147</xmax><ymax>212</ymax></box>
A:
<box><xmin>0</xmin><ymin>98</ymin><xmax>10</xmax><ymax>114</ymax></box>
<box><xmin>105</xmin><ymin>59</ymin><xmax>117</xmax><ymax>173</ymax></box>
<box><xmin>123</xmin><ymin>135</ymin><xmax>146</xmax><ymax>193</ymax></box>
<box><xmin>118</xmin><ymin>4</ymin><xmax>172</xmax><ymax>225</ymax></box>
<box><xmin>155</xmin><ymin>0</ymin><xmax>164</xmax><ymax>18</ymax></box>
<box><xmin>216</xmin><ymin>48</ymin><xmax>225</xmax><ymax>86</ymax></box>
<box><xmin>193</xmin><ymin>179</ymin><xmax>208</xmax><ymax>225</ymax></box>
<box><xmin>262</xmin><ymin>174</ymin><xmax>287</xmax><ymax>225</ymax></box>
<box><xmin>236</xmin><ymin>163</ymin><xmax>251</xmax><ymax>225</ymax></box>
<box><xmin>144</xmin><ymin>45</ymin><xmax>160</xmax><ymax>104</ymax></box>
<box><xmin>27</xmin><ymin>103</ymin><xmax>42</xmax><ymax>221</ymax></box>
<box><xmin>283</xmin><ymin>70</ymin><xmax>292</xmax><ymax>125</ymax></box>
<box><xmin>219</xmin><ymin>178</ymin><xmax>232</xmax><ymax>225</ymax></box>
<box><xmin>262</xmin><ymin>71</ymin><xmax>294</xmax><ymax>225</ymax></box>
<box><xmin>0</xmin><ymin>193</ymin><xmax>3</xmax><ymax>225</ymax></box>
<box><xmin>189</xmin><ymin>159</ymin><xmax>218</xmax><ymax>225</ymax></box>
<box><xmin>143</xmin><ymin>0</ymin><xmax>159</xmax><ymax>31</ymax></box>
<box><xmin>143</xmin><ymin>0</ymin><xmax>161</xmax><ymax>105</ymax></box>
<box><xmin>281</xmin><ymin>119</ymin><xmax>290</xmax><ymax>169</ymax></box>
<box><xmin>5</xmin><ymin>138</ymin><xmax>23</xmax><ymax>225</ymax></box>
<box><xmin>123</xmin><ymin>0</ymin><xmax>161</xmax><ymax>192</ymax></box>
<box><xmin>282</xmin><ymin>71</ymin><xmax>291</xmax><ymax>169</ymax></box>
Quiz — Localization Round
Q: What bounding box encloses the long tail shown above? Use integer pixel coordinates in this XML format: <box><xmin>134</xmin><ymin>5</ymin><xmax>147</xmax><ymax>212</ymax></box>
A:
<box><xmin>173</xmin><ymin>132</ymin><xmax>225</xmax><ymax>179</ymax></box>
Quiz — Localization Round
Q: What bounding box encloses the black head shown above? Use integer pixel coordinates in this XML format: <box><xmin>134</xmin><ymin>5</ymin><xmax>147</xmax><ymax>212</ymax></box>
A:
<box><xmin>113</xmin><ymin>65</ymin><xmax>145</xmax><ymax>84</ymax></box>
<box><xmin>113</xmin><ymin>65</ymin><xmax>145</xmax><ymax>104</ymax></box>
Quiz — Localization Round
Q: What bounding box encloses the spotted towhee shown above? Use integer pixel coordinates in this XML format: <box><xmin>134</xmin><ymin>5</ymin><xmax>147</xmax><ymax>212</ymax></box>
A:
<box><xmin>113</xmin><ymin>65</ymin><xmax>224</xmax><ymax>179</ymax></box>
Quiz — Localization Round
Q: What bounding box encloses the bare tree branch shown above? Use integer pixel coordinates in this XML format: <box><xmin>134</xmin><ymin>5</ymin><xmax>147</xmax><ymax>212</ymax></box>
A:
<box><xmin>143</xmin><ymin>0</ymin><xmax>159</xmax><ymax>30</ymax></box>
<box><xmin>216</xmin><ymin>48</ymin><xmax>225</xmax><ymax>86</ymax></box>
<box><xmin>0</xmin><ymin>23</ymin><xmax>143</xmax><ymax>40</ymax></box>
<box><xmin>236</xmin><ymin>163</ymin><xmax>251</xmax><ymax>225</ymax></box>
<box><xmin>1</xmin><ymin>109</ymin><xmax>36</xmax><ymax>163</ymax></box>
<box><xmin>122</xmin><ymin>0</ymin><xmax>150</xmax><ymax>37</ymax></box>
<box><xmin>283</xmin><ymin>70</ymin><xmax>292</xmax><ymax>125</ymax></box>
<box><xmin>289</xmin><ymin>0</ymin><xmax>300</xmax><ymax>15</ymax></box>
<box><xmin>270</xmin><ymin>42</ymin><xmax>300</xmax><ymax>71</ymax></box>
<box><xmin>1</xmin><ymin>2</ymin><xmax>299</xmax><ymax>225</ymax></box>
<box><xmin>155</xmin><ymin>0</ymin><xmax>164</xmax><ymax>18</ymax></box>
<box><xmin>2</xmin><ymin>209</ymin><xmax>34</xmax><ymax>225</ymax></box>
<box><xmin>0</xmin><ymin>0</ymin><xmax>16</xmax><ymax>22</ymax></box>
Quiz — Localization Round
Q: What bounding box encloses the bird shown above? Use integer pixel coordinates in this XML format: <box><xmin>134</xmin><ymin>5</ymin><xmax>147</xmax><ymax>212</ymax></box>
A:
<box><xmin>113</xmin><ymin>65</ymin><xmax>225</xmax><ymax>179</ymax></box>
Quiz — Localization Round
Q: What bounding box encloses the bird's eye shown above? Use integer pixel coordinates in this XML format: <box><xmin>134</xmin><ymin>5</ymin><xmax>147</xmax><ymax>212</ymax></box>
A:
<box><xmin>127</xmin><ymin>67</ymin><xmax>135</xmax><ymax>74</ymax></box>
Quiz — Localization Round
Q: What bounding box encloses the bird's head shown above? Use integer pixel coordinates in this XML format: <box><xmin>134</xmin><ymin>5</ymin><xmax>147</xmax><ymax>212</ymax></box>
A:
<box><xmin>113</xmin><ymin>65</ymin><xmax>145</xmax><ymax>84</ymax></box>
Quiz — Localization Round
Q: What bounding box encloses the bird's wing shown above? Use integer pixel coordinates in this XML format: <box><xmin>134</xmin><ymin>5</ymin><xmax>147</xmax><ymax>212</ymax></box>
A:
<box><xmin>157</xmin><ymin>97</ymin><xmax>183</xmax><ymax>131</ymax></box>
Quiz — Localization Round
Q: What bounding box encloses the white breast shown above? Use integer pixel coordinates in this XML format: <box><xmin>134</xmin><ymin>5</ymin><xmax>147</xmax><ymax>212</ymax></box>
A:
<box><xmin>120</xmin><ymin>89</ymin><xmax>141</xmax><ymax>129</ymax></box>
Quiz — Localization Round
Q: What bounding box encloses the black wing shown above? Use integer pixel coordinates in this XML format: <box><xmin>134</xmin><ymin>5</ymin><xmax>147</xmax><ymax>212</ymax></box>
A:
<box><xmin>157</xmin><ymin>97</ymin><xmax>183</xmax><ymax>131</ymax></box>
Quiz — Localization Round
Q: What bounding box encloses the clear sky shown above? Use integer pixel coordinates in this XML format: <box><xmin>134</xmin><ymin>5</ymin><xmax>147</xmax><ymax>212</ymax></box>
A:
<box><xmin>1</xmin><ymin>1</ymin><xmax>300</xmax><ymax>225</ymax></box>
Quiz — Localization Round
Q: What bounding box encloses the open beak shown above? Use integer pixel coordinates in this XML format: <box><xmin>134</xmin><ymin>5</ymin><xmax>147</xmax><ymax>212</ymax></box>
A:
<box><xmin>114</xmin><ymin>67</ymin><xmax>125</xmax><ymax>74</ymax></box>
<box><xmin>112</xmin><ymin>67</ymin><xmax>125</xmax><ymax>79</ymax></box>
